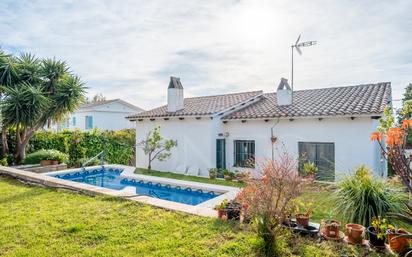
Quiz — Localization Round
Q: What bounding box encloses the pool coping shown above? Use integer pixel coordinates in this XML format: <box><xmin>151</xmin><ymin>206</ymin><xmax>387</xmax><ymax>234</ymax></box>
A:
<box><xmin>0</xmin><ymin>165</ymin><xmax>240</xmax><ymax>218</ymax></box>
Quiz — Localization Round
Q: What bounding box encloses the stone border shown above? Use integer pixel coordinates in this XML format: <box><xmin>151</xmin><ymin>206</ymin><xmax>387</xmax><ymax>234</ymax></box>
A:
<box><xmin>0</xmin><ymin>165</ymin><xmax>240</xmax><ymax>217</ymax></box>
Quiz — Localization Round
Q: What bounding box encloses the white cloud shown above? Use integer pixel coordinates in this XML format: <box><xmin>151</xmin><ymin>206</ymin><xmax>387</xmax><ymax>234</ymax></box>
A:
<box><xmin>0</xmin><ymin>0</ymin><xmax>411</xmax><ymax>110</ymax></box>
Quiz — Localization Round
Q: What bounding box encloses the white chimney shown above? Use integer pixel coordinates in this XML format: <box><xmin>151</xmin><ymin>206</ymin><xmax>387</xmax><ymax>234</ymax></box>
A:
<box><xmin>167</xmin><ymin>76</ymin><xmax>184</xmax><ymax>112</ymax></box>
<box><xmin>276</xmin><ymin>78</ymin><xmax>292</xmax><ymax>106</ymax></box>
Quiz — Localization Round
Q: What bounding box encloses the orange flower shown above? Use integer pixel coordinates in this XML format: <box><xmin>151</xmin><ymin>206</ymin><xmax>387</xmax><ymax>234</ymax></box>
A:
<box><xmin>386</xmin><ymin>127</ymin><xmax>405</xmax><ymax>146</ymax></box>
<box><xmin>370</xmin><ymin>132</ymin><xmax>382</xmax><ymax>141</ymax></box>
<box><xmin>402</xmin><ymin>120</ymin><xmax>409</xmax><ymax>129</ymax></box>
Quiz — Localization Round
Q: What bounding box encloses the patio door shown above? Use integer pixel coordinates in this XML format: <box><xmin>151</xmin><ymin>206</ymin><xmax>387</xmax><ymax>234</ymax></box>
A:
<box><xmin>298</xmin><ymin>142</ymin><xmax>335</xmax><ymax>181</ymax></box>
<box><xmin>216</xmin><ymin>139</ymin><xmax>226</xmax><ymax>170</ymax></box>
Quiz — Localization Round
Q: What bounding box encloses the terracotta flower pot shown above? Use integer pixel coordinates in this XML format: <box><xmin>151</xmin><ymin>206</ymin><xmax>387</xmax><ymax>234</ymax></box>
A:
<box><xmin>296</xmin><ymin>213</ymin><xmax>310</xmax><ymax>227</ymax></box>
<box><xmin>324</xmin><ymin>220</ymin><xmax>341</xmax><ymax>238</ymax></box>
<box><xmin>367</xmin><ymin>226</ymin><xmax>386</xmax><ymax>247</ymax></box>
<box><xmin>388</xmin><ymin>229</ymin><xmax>410</xmax><ymax>253</ymax></box>
<box><xmin>50</xmin><ymin>160</ymin><xmax>59</xmax><ymax>165</ymax></box>
<box><xmin>346</xmin><ymin>223</ymin><xmax>365</xmax><ymax>244</ymax></box>
<box><xmin>217</xmin><ymin>209</ymin><xmax>226</xmax><ymax>219</ymax></box>
<box><xmin>40</xmin><ymin>160</ymin><xmax>52</xmax><ymax>166</ymax></box>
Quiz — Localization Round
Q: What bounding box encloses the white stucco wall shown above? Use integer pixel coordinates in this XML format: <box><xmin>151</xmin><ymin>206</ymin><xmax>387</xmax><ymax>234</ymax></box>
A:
<box><xmin>134</xmin><ymin>116</ymin><xmax>386</xmax><ymax>180</ymax></box>
<box><xmin>223</xmin><ymin>117</ymin><xmax>386</xmax><ymax>179</ymax></box>
<box><xmin>135</xmin><ymin>118</ymin><xmax>219</xmax><ymax>177</ymax></box>
<box><xmin>62</xmin><ymin>101</ymin><xmax>140</xmax><ymax>131</ymax></box>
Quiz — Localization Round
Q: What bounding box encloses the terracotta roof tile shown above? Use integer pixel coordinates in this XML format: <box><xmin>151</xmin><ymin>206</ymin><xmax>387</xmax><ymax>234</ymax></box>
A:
<box><xmin>223</xmin><ymin>82</ymin><xmax>391</xmax><ymax>120</ymax></box>
<box><xmin>127</xmin><ymin>91</ymin><xmax>263</xmax><ymax>119</ymax></box>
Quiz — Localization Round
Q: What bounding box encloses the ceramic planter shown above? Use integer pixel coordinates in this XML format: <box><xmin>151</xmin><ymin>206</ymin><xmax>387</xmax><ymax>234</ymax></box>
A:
<box><xmin>50</xmin><ymin>160</ymin><xmax>59</xmax><ymax>165</ymax></box>
<box><xmin>40</xmin><ymin>160</ymin><xmax>52</xmax><ymax>166</ymax></box>
<box><xmin>367</xmin><ymin>226</ymin><xmax>386</xmax><ymax>247</ymax></box>
<box><xmin>226</xmin><ymin>201</ymin><xmax>241</xmax><ymax>220</ymax></box>
<box><xmin>296</xmin><ymin>214</ymin><xmax>310</xmax><ymax>227</ymax></box>
<box><xmin>388</xmin><ymin>229</ymin><xmax>410</xmax><ymax>253</ymax></box>
<box><xmin>346</xmin><ymin>223</ymin><xmax>365</xmax><ymax>244</ymax></box>
<box><xmin>217</xmin><ymin>208</ymin><xmax>226</xmax><ymax>219</ymax></box>
<box><xmin>324</xmin><ymin>220</ymin><xmax>341</xmax><ymax>238</ymax></box>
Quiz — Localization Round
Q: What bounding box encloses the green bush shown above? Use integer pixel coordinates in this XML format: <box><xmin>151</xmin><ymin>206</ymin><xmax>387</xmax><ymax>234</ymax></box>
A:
<box><xmin>0</xmin><ymin>157</ymin><xmax>8</xmax><ymax>166</ymax></box>
<box><xmin>75</xmin><ymin>157</ymin><xmax>101</xmax><ymax>167</ymax></box>
<box><xmin>23</xmin><ymin>149</ymin><xmax>68</xmax><ymax>164</ymax></box>
<box><xmin>28</xmin><ymin>129</ymin><xmax>135</xmax><ymax>167</ymax></box>
<box><xmin>334</xmin><ymin>165</ymin><xmax>407</xmax><ymax>227</ymax></box>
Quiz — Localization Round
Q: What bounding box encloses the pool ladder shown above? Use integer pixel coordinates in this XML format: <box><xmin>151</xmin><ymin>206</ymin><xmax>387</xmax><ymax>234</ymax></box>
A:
<box><xmin>81</xmin><ymin>150</ymin><xmax>105</xmax><ymax>171</ymax></box>
<box><xmin>148</xmin><ymin>190</ymin><xmax>161</xmax><ymax>199</ymax></box>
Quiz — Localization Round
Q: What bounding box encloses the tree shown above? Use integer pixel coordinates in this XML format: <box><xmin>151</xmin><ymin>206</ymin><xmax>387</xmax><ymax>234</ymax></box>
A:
<box><xmin>371</xmin><ymin>106</ymin><xmax>412</xmax><ymax>192</ymax></box>
<box><xmin>88</xmin><ymin>93</ymin><xmax>106</xmax><ymax>103</ymax></box>
<box><xmin>0</xmin><ymin>50</ymin><xmax>86</xmax><ymax>163</ymax></box>
<box><xmin>397</xmin><ymin>83</ymin><xmax>412</xmax><ymax>123</ymax></box>
<box><xmin>403</xmin><ymin>83</ymin><xmax>412</xmax><ymax>103</ymax></box>
<box><xmin>138</xmin><ymin>127</ymin><xmax>177</xmax><ymax>170</ymax></box>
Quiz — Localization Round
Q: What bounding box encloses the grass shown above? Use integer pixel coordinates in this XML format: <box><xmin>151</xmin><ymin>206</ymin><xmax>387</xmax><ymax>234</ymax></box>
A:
<box><xmin>0</xmin><ymin>175</ymin><xmax>395</xmax><ymax>257</ymax></box>
<box><xmin>134</xmin><ymin>168</ymin><xmax>245</xmax><ymax>187</ymax></box>
<box><xmin>0</xmin><ymin>176</ymin><xmax>257</xmax><ymax>257</ymax></box>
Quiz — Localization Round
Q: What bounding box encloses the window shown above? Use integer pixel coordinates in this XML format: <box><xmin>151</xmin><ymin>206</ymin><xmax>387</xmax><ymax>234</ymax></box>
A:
<box><xmin>234</xmin><ymin>140</ymin><xmax>255</xmax><ymax>168</ymax></box>
<box><xmin>298</xmin><ymin>142</ymin><xmax>335</xmax><ymax>181</ymax></box>
<box><xmin>85</xmin><ymin>116</ymin><xmax>93</xmax><ymax>129</ymax></box>
<box><xmin>72</xmin><ymin>117</ymin><xmax>76</xmax><ymax>126</ymax></box>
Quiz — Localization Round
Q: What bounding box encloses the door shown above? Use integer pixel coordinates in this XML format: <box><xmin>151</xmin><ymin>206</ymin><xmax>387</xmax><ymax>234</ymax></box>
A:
<box><xmin>298</xmin><ymin>142</ymin><xmax>335</xmax><ymax>181</ymax></box>
<box><xmin>216</xmin><ymin>139</ymin><xmax>226</xmax><ymax>170</ymax></box>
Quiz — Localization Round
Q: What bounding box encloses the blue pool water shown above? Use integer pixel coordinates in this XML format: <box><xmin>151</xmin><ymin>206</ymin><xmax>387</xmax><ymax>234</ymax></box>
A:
<box><xmin>51</xmin><ymin>167</ymin><xmax>220</xmax><ymax>205</ymax></box>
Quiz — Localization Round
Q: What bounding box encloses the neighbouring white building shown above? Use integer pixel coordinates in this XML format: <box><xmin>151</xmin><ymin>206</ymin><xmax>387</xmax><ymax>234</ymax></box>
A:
<box><xmin>127</xmin><ymin>77</ymin><xmax>391</xmax><ymax>181</ymax></box>
<box><xmin>59</xmin><ymin>99</ymin><xmax>144</xmax><ymax>131</ymax></box>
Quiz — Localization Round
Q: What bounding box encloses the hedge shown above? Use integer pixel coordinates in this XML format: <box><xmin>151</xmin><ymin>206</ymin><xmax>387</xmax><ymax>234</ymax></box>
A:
<box><xmin>27</xmin><ymin>129</ymin><xmax>135</xmax><ymax>167</ymax></box>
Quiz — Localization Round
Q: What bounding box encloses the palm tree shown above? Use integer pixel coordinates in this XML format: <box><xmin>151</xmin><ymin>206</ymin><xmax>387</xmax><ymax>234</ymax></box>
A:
<box><xmin>0</xmin><ymin>50</ymin><xmax>18</xmax><ymax>156</ymax></box>
<box><xmin>0</xmin><ymin>51</ymin><xmax>86</xmax><ymax>163</ymax></box>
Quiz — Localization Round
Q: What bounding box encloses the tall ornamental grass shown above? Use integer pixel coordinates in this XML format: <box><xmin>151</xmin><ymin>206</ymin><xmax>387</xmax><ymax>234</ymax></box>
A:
<box><xmin>334</xmin><ymin>165</ymin><xmax>407</xmax><ymax>227</ymax></box>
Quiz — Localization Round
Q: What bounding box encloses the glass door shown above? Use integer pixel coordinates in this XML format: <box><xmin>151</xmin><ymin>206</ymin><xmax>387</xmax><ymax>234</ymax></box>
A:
<box><xmin>216</xmin><ymin>139</ymin><xmax>226</xmax><ymax>170</ymax></box>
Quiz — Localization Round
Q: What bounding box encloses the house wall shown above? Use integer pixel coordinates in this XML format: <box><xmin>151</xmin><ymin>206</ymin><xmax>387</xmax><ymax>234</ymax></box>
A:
<box><xmin>223</xmin><ymin>117</ymin><xmax>386</xmax><ymax>178</ymax></box>
<box><xmin>62</xmin><ymin>102</ymin><xmax>139</xmax><ymax>131</ymax></box>
<box><xmin>134</xmin><ymin>116</ymin><xmax>386</xmax><ymax>180</ymax></box>
<box><xmin>135</xmin><ymin>118</ymin><xmax>219</xmax><ymax>177</ymax></box>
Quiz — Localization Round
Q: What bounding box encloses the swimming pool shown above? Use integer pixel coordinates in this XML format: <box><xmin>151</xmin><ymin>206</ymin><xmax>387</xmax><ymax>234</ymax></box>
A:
<box><xmin>50</xmin><ymin>167</ymin><xmax>221</xmax><ymax>206</ymax></box>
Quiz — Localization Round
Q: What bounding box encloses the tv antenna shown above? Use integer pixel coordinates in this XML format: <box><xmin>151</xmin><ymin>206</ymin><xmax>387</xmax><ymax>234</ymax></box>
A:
<box><xmin>291</xmin><ymin>35</ymin><xmax>317</xmax><ymax>91</ymax></box>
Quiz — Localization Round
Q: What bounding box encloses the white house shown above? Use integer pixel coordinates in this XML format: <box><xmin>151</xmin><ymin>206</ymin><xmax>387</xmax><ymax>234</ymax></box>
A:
<box><xmin>127</xmin><ymin>77</ymin><xmax>391</xmax><ymax>181</ymax></box>
<box><xmin>60</xmin><ymin>99</ymin><xmax>144</xmax><ymax>131</ymax></box>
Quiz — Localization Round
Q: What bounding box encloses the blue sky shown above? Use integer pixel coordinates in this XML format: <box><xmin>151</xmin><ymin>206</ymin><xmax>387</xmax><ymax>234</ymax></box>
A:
<box><xmin>1</xmin><ymin>0</ymin><xmax>411</xmax><ymax>110</ymax></box>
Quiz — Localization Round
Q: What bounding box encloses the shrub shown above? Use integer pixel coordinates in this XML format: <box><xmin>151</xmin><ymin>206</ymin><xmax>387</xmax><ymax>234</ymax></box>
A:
<box><xmin>75</xmin><ymin>157</ymin><xmax>101</xmax><ymax>167</ymax></box>
<box><xmin>0</xmin><ymin>157</ymin><xmax>7</xmax><ymax>166</ymax></box>
<box><xmin>28</xmin><ymin>129</ymin><xmax>135</xmax><ymax>167</ymax></box>
<box><xmin>334</xmin><ymin>165</ymin><xmax>407</xmax><ymax>227</ymax></box>
<box><xmin>236</xmin><ymin>153</ymin><xmax>310</xmax><ymax>257</ymax></box>
<box><xmin>23</xmin><ymin>149</ymin><xmax>68</xmax><ymax>164</ymax></box>
<box><xmin>209</xmin><ymin>168</ymin><xmax>218</xmax><ymax>179</ymax></box>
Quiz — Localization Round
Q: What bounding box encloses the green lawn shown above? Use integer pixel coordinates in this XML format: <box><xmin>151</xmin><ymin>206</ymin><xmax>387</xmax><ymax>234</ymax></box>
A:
<box><xmin>134</xmin><ymin>168</ymin><xmax>245</xmax><ymax>187</ymax></box>
<box><xmin>0</xmin><ymin>176</ymin><xmax>393</xmax><ymax>257</ymax></box>
<box><xmin>0</xmin><ymin>176</ymin><xmax>257</xmax><ymax>257</ymax></box>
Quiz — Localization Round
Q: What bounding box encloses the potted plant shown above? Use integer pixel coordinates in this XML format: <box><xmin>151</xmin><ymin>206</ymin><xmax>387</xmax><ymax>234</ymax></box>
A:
<box><xmin>226</xmin><ymin>200</ymin><xmax>242</xmax><ymax>220</ymax></box>
<box><xmin>367</xmin><ymin>217</ymin><xmax>390</xmax><ymax>248</ymax></box>
<box><xmin>295</xmin><ymin>200</ymin><xmax>313</xmax><ymax>227</ymax></box>
<box><xmin>223</xmin><ymin>169</ymin><xmax>235</xmax><ymax>181</ymax></box>
<box><xmin>209</xmin><ymin>168</ymin><xmax>218</xmax><ymax>179</ymax></box>
<box><xmin>40</xmin><ymin>159</ymin><xmax>52</xmax><ymax>166</ymax></box>
<box><xmin>215</xmin><ymin>199</ymin><xmax>229</xmax><ymax>219</ymax></box>
<box><xmin>303</xmin><ymin>161</ymin><xmax>318</xmax><ymax>180</ymax></box>
<box><xmin>387</xmin><ymin>226</ymin><xmax>410</xmax><ymax>253</ymax></box>
<box><xmin>323</xmin><ymin>219</ymin><xmax>341</xmax><ymax>238</ymax></box>
<box><xmin>345</xmin><ymin>223</ymin><xmax>365</xmax><ymax>244</ymax></box>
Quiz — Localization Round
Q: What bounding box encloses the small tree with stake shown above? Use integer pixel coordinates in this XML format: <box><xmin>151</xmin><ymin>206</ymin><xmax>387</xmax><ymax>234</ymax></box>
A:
<box><xmin>138</xmin><ymin>126</ymin><xmax>177</xmax><ymax>170</ymax></box>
